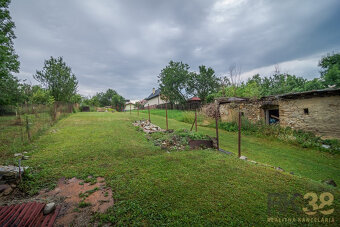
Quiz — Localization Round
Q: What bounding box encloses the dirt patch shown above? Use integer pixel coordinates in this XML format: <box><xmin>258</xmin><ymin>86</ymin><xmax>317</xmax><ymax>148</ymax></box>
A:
<box><xmin>36</xmin><ymin>176</ymin><xmax>113</xmax><ymax>226</ymax></box>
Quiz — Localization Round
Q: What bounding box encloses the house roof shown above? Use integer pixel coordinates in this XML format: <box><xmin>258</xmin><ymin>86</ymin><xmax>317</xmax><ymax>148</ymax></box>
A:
<box><xmin>274</xmin><ymin>88</ymin><xmax>340</xmax><ymax>99</ymax></box>
<box><xmin>145</xmin><ymin>89</ymin><xmax>161</xmax><ymax>100</ymax></box>
<box><xmin>216</xmin><ymin>97</ymin><xmax>249</xmax><ymax>104</ymax></box>
<box><xmin>126</xmin><ymin>100</ymin><xmax>139</xmax><ymax>104</ymax></box>
<box><xmin>217</xmin><ymin>88</ymin><xmax>340</xmax><ymax>104</ymax></box>
<box><xmin>188</xmin><ymin>97</ymin><xmax>201</xmax><ymax>101</ymax></box>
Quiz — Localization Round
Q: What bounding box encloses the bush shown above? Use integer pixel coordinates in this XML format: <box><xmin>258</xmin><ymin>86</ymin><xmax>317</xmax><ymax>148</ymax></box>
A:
<box><xmin>218</xmin><ymin>118</ymin><xmax>340</xmax><ymax>154</ymax></box>
<box><xmin>179</xmin><ymin>112</ymin><xmax>204</xmax><ymax>124</ymax></box>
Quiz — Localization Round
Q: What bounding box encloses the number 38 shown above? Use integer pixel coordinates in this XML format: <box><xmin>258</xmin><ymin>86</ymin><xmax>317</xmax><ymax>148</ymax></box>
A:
<box><xmin>303</xmin><ymin>192</ymin><xmax>334</xmax><ymax>215</ymax></box>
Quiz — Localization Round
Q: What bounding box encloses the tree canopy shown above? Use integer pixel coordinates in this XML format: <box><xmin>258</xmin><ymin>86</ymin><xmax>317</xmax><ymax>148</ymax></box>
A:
<box><xmin>87</xmin><ymin>89</ymin><xmax>125</xmax><ymax>108</ymax></box>
<box><xmin>158</xmin><ymin>61</ymin><xmax>220</xmax><ymax>104</ymax></box>
<box><xmin>34</xmin><ymin>56</ymin><xmax>78</xmax><ymax>102</ymax></box>
<box><xmin>186</xmin><ymin>65</ymin><xmax>219</xmax><ymax>103</ymax></box>
<box><xmin>158</xmin><ymin>61</ymin><xmax>190</xmax><ymax>104</ymax></box>
<box><xmin>0</xmin><ymin>0</ymin><xmax>20</xmax><ymax>105</ymax></box>
<box><xmin>319</xmin><ymin>52</ymin><xmax>340</xmax><ymax>88</ymax></box>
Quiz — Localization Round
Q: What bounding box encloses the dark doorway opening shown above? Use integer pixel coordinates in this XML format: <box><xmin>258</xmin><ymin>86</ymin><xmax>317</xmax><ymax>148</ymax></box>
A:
<box><xmin>267</xmin><ymin>109</ymin><xmax>279</xmax><ymax>124</ymax></box>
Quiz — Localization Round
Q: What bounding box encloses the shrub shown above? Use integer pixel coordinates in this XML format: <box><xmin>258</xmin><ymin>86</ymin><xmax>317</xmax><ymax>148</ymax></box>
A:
<box><xmin>218</xmin><ymin>118</ymin><xmax>340</xmax><ymax>154</ymax></box>
<box><xmin>180</xmin><ymin>111</ymin><xmax>204</xmax><ymax>124</ymax></box>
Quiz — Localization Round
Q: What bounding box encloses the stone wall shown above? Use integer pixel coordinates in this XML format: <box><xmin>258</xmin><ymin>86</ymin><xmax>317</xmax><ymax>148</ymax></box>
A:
<box><xmin>219</xmin><ymin>101</ymin><xmax>265</xmax><ymax>123</ymax></box>
<box><xmin>279</xmin><ymin>96</ymin><xmax>340</xmax><ymax>139</ymax></box>
<box><xmin>216</xmin><ymin>95</ymin><xmax>340</xmax><ymax>139</ymax></box>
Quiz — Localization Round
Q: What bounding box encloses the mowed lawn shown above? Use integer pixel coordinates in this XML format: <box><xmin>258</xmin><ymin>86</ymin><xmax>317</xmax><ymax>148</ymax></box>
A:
<box><xmin>22</xmin><ymin>112</ymin><xmax>339</xmax><ymax>226</ymax></box>
<box><xmin>135</xmin><ymin>109</ymin><xmax>340</xmax><ymax>184</ymax></box>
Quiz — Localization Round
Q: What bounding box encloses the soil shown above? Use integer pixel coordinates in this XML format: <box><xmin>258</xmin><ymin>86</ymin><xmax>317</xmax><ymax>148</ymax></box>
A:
<box><xmin>0</xmin><ymin>176</ymin><xmax>114</xmax><ymax>226</ymax></box>
<box><xmin>37</xmin><ymin>177</ymin><xmax>114</xmax><ymax>226</ymax></box>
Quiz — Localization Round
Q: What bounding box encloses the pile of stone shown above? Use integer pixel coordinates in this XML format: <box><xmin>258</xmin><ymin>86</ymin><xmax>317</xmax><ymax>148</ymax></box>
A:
<box><xmin>0</xmin><ymin>165</ymin><xmax>27</xmax><ymax>196</ymax></box>
<box><xmin>133</xmin><ymin>120</ymin><xmax>165</xmax><ymax>134</ymax></box>
<box><xmin>0</xmin><ymin>153</ymin><xmax>29</xmax><ymax>196</ymax></box>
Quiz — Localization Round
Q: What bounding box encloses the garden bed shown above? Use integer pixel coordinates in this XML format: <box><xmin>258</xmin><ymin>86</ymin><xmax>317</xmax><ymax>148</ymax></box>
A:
<box><xmin>133</xmin><ymin>120</ymin><xmax>216</xmax><ymax>151</ymax></box>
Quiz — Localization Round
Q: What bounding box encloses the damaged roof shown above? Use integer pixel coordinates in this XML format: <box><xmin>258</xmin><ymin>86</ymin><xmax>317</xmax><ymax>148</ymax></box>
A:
<box><xmin>217</xmin><ymin>88</ymin><xmax>340</xmax><ymax>103</ymax></box>
<box><xmin>274</xmin><ymin>88</ymin><xmax>340</xmax><ymax>99</ymax></box>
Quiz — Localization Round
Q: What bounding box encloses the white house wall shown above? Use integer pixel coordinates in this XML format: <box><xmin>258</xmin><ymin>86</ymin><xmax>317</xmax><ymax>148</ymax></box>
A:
<box><xmin>145</xmin><ymin>96</ymin><xmax>166</xmax><ymax>106</ymax></box>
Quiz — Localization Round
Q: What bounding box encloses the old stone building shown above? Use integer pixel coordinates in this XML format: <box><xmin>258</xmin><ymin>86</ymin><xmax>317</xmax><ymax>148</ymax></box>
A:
<box><xmin>217</xmin><ymin>88</ymin><xmax>340</xmax><ymax>139</ymax></box>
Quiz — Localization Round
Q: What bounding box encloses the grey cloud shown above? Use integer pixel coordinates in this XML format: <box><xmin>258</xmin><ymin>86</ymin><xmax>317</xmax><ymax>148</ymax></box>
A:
<box><xmin>10</xmin><ymin>0</ymin><xmax>340</xmax><ymax>99</ymax></box>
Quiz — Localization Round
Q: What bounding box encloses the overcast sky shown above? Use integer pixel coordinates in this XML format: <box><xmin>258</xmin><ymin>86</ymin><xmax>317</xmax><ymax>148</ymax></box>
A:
<box><xmin>10</xmin><ymin>0</ymin><xmax>340</xmax><ymax>100</ymax></box>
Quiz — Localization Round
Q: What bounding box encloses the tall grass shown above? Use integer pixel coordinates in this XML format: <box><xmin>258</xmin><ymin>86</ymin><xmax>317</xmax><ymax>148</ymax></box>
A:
<box><xmin>139</xmin><ymin>109</ymin><xmax>340</xmax><ymax>154</ymax></box>
<box><xmin>218</xmin><ymin>117</ymin><xmax>340</xmax><ymax>154</ymax></box>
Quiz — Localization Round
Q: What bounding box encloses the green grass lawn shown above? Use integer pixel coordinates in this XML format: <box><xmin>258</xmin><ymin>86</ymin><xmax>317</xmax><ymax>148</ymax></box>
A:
<box><xmin>133</xmin><ymin>110</ymin><xmax>340</xmax><ymax>184</ymax></box>
<box><xmin>18</xmin><ymin>112</ymin><xmax>339</xmax><ymax>226</ymax></box>
<box><xmin>0</xmin><ymin>112</ymin><xmax>59</xmax><ymax>164</ymax></box>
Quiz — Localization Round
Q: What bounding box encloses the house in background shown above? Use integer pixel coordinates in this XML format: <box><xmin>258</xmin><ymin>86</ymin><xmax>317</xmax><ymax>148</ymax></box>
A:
<box><xmin>145</xmin><ymin>88</ymin><xmax>167</xmax><ymax>108</ymax></box>
<box><xmin>124</xmin><ymin>100</ymin><xmax>139</xmax><ymax>111</ymax></box>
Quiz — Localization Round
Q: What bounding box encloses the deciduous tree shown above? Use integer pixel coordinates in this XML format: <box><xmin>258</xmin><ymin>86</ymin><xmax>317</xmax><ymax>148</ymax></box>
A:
<box><xmin>0</xmin><ymin>0</ymin><xmax>20</xmax><ymax>105</ymax></box>
<box><xmin>186</xmin><ymin>65</ymin><xmax>219</xmax><ymax>103</ymax></box>
<box><xmin>158</xmin><ymin>61</ymin><xmax>190</xmax><ymax>104</ymax></box>
<box><xmin>34</xmin><ymin>56</ymin><xmax>78</xmax><ymax>102</ymax></box>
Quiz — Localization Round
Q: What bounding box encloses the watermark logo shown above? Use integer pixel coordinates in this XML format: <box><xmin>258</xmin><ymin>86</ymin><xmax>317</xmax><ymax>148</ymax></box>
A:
<box><xmin>303</xmin><ymin>192</ymin><xmax>334</xmax><ymax>215</ymax></box>
<box><xmin>267</xmin><ymin>192</ymin><xmax>335</xmax><ymax>224</ymax></box>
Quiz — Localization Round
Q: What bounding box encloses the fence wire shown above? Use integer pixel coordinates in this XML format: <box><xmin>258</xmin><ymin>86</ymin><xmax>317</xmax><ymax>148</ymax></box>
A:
<box><xmin>0</xmin><ymin>102</ymin><xmax>75</xmax><ymax>162</ymax></box>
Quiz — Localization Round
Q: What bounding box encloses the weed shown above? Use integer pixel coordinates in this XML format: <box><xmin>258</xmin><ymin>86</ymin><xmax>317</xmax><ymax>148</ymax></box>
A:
<box><xmin>78</xmin><ymin>201</ymin><xmax>92</xmax><ymax>208</ymax></box>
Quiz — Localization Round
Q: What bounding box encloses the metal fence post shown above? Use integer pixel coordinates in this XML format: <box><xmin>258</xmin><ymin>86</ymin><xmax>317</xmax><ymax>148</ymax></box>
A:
<box><xmin>165</xmin><ymin>102</ymin><xmax>168</xmax><ymax>130</ymax></box>
<box><xmin>238</xmin><ymin>111</ymin><xmax>241</xmax><ymax>158</ymax></box>
<box><xmin>25</xmin><ymin>115</ymin><xmax>31</xmax><ymax>142</ymax></box>
<box><xmin>215</xmin><ymin>101</ymin><xmax>219</xmax><ymax>150</ymax></box>
<box><xmin>148</xmin><ymin>104</ymin><xmax>151</xmax><ymax>123</ymax></box>
<box><xmin>195</xmin><ymin>109</ymin><xmax>197</xmax><ymax>132</ymax></box>
<box><xmin>19</xmin><ymin>112</ymin><xmax>24</xmax><ymax>143</ymax></box>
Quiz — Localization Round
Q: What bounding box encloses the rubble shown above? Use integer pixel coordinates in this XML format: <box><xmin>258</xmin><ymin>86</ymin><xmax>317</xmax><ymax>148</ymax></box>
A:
<box><xmin>239</xmin><ymin>156</ymin><xmax>247</xmax><ymax>160</ymax></box>
<box><xmin>133</xmin><ymin>120</ymin><xmax>165</xmax><ymax>134</ymax></box>
<box><xmin>322</xmin><ymin>179</ymin><xmax>337</xmax><ymax>187</ymax></box>
<box><xmin>0</xmin><ymin>165</ymin><xmax>27</xmax><ymax>182</ymax></box>
<box><xmin>0</xmin><ymin>165</ymin><xmax>28</xmax><ymax>196</ymax></box>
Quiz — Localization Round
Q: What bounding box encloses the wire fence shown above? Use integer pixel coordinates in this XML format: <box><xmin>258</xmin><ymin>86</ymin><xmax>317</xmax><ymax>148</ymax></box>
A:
<box><xmin>140</xmin><ymin>102</ymin><xmax>202</xmax><ymax>111</ymax></box>
<box><xmin>0</xmin><ymin>102</ymin><xmax>75</xmax><ymax>162</ymax></box>
<box><xmin>129</xmin><ymin>102</ymin><xmax>242</xmax><ymax>156</ymax></box>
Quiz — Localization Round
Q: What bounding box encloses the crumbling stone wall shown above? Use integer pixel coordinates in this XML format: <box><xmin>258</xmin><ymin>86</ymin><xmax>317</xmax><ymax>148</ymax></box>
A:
<box><xmin>219</xmin><ymin>101</ymin><xmax>265</xmax><ymax>123</ymax></box>
<box><xmin>279</xmin><ymin>96</ymin><xmax>340</xmax><ymax>139</ymax></box>
<box><xmin>206</xmin><ymin>94</ymin><xmax>340</xmax><ymax>139</ymax></box>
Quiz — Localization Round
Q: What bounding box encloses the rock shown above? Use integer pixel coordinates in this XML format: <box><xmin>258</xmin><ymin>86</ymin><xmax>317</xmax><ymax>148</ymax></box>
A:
<box><xmin>23</xmin><ymin>152</ymin><xmax>28</xmax><ymax>154</ymax></box>
<box><xmin>0</xmin><ymin>165</ymin><xmax>28</xmax><ymax>182</ymax></box>
<box><xmin>3</xmin><ymin>186</ymin><xmax>13</xmax><ymax>195</ymax></box>
<box><xmin>43</xmin><ymin>202</ymin><xmax>56</xmax><ymax>215</ymax></box>
<box><xmin>321</xmin><ymin>144</ymin><xmax>330</xmax><ymax>149</ymax></box>
<box><xmin>0</xmin><ymin>184</ymin><xmax>10</xmax><ymax>193</ymax></box>
<box><xmin>14</xmin><ymin>153</ymin><xmax>23</xmax><ymax>157</ymax></box>
<box><xmin>290</xmin><ymin>172</ymin><xmax>295</xmax><ymax>175</ymax></box>
<box><xmin>250</xmin><ymin>160</ymin><xmax>257</xmax><ymax>164</ymax></box>
<box><xmin>211</xmin><ymin>137</ymin><xmax>218</xmax><ymax>149</ymax></box>
<box><xmin>239</xmin><ymin>156</ymin><xmax>247</xmax><ymax>160</ymax></box>
<box><xmin>22</xmin><ymin>156</ymin><xmax>29</xmax><ymax>160</ymax></box>
<box><xmin>323</xmin><ymin>179</ymin><xmax>337</xmax><ymax>187</ymax></box>
<box><xmin>275</xmin><ymin>167</ymin><xmax>284</xmax><ymax>172</ymax></box>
